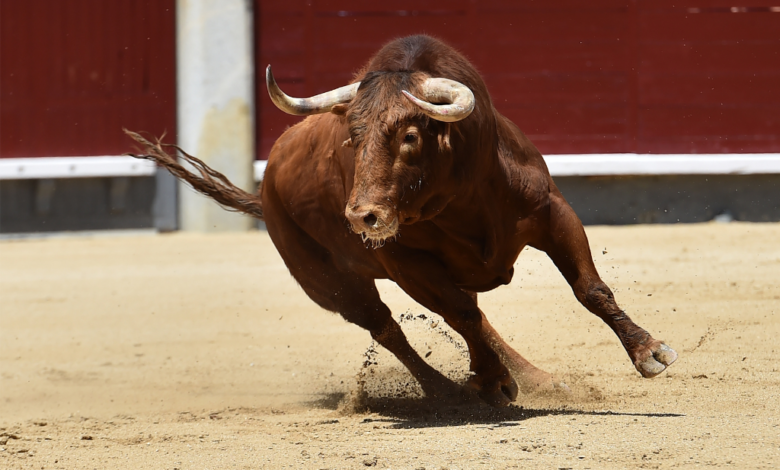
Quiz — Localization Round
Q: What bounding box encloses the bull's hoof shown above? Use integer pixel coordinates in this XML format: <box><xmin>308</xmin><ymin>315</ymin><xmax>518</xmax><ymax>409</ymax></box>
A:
<box><xmin>466</xmin><ymin>374</ymin><xmax>519</xmax><ymax>407</ymax></box>
<box><xmin>420</xmin><ymin>376</ymin><xmax>468</xmax><ymax>403</ymax></box>
<box><xmin>500</xmin><ymin>377</ymin><xmax>519</xmax><ymax>402</ymax></box>
<box><xmin>636</xmin><ymin>343</ymin><xmax>678</xmax><ymax>378</ymax></box>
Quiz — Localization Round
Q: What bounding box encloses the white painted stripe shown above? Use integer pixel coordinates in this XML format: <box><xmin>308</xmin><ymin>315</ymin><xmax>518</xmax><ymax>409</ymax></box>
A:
<box><xmin>0</xmin><ymin>228</ymin><xmax>158</xmax><ymax>241</ymax></box>
<box><xmin>253</xmin><ymin>154</ymin><xmax>780</xmax><ymax>181</ymax></box>
<box><xmin>3</xmin><ymin>154</ymin><xmax>779</xmax><ymax>181</ymax></box>
<box><xmin>0</xmin><ymin>156</ymin><xmax>156</xmax><ymax>180</ymax></box>
<box><xmin>544</xmin><ymin>154</ymin><xmax>780</xmax><ymax>176</ymax></box>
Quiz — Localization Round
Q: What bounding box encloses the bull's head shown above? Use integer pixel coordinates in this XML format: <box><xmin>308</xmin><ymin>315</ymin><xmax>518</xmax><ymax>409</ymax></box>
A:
<box><xmin>266</xmin><ymin>66</ymin><xmax>475</xmax><ymax>246</ymax></box>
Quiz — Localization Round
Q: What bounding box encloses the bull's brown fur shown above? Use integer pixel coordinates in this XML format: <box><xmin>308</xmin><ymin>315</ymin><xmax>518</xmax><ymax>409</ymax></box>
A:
<box><xmin>127</xmin><ymin>35</ymin><xmax>676</xmax><ymax>406</ymax></box>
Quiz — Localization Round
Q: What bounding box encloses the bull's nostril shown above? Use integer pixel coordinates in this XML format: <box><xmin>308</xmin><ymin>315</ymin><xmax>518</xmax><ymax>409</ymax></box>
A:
<box><xmin>363</xmin><ymin>213</ymin><xmax>378</xmax><ymax>227</ymax></box>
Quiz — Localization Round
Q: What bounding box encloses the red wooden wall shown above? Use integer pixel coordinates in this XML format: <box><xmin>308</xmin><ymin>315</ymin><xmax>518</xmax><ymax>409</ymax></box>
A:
<box><xmin>638</xmin><ymin>1</ymin><xmax>780</xmax><ymax>153</ymax></box>
<box><xmin>2</xmin><ymin>1</ymin><xmax>777</xmax><ymax>161</ymax></box>
<box><xmin>256</xmin><ymin>0</ymin><xmax>780</xmax><ymax>158</ymax></box>
<box><xmin>0</xmin><ymin>0</ymin><xmax>176</xmax><ymax>159</ymax></box>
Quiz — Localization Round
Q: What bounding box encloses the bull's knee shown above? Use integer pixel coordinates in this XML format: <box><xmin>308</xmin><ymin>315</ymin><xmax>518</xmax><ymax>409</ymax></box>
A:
<box><xmin>582</xmin><ymin>282</ymin><xmax>618</xmax><ymax>313</ymax></box>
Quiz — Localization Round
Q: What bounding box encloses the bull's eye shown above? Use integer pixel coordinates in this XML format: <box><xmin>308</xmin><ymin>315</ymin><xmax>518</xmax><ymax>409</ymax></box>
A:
<box><xmin>403</xmin><ymin>133</ymin><xmax>417</xmax><ymax>143</ymax></box>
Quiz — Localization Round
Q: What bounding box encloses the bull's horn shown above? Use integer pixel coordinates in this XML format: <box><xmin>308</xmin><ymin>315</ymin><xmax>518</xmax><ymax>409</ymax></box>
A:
<box><xmin>401</xmin><ymin>78</ymin><xmax>475</xmax><ymax>123</ymax></box>
<box><xmin>266</xmin><ymin>65</ymin><xmax>359</xmax><ymax>116</ymax></box>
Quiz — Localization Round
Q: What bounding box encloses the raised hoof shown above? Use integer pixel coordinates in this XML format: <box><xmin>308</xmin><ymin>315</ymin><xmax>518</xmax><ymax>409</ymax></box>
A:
<box><xmin>636</xmin><ymin>343</ymin><xmax>678</xmax><ymax>378</ymax></box>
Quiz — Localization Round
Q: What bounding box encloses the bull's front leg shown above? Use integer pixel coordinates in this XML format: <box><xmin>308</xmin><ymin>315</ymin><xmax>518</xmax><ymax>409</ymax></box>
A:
<box><xmin>376</xmin><ymin>248</ymin><xmax>519</xmax><ymax>407</ymax></box>
<box><xmin>536</xmin><ymin>189</ymin><xmax>678</xmax><ymax>378</ymax></box>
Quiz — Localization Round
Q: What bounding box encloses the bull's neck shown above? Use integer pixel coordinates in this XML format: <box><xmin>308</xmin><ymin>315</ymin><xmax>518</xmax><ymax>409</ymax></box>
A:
<box><xmin>435</xmin><ymin>139</ymin><xmax>506</xmax><ymax>232</ymax></box>
<box><xmin>436</xmin><ymin>115</ymin><xmax>535</xmax><ymax>248</ymax></box>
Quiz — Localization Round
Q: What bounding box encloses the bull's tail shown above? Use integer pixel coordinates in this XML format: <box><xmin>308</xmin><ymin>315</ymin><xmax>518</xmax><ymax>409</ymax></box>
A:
<box><xmin>124</xmin><ymin>129</ymin><xmax>263</xmax><ymax>220</ymax></box>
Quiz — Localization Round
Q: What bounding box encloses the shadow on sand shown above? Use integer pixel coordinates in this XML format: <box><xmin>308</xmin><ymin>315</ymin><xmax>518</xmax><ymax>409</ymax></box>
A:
<box><xmin>308</xmin><ymin>392</ymin><xmax>684</xmax><ymax>429</ymax></box>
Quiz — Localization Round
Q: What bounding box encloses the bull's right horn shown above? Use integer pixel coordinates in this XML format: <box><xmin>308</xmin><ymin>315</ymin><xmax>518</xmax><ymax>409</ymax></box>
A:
<box><xmin>402</xmin><ymin>77</ymin><xmax>475</xmax><ymax>123</ymax></box>
<box><xmin>266</xmin><ymin>65</ymin><xmax>359</xmax><ymax>116</ymax></box>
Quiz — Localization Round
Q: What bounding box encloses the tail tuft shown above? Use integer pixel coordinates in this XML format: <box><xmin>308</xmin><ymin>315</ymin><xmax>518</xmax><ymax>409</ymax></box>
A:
<box><xmin>124</xmin><ymin>129</ymin><xmax>263</xmax><ymax>220</ymax></box>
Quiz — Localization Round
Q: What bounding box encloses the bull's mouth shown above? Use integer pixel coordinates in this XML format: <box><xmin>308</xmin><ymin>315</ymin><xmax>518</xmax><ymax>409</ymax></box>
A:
<box><xmin>357</xmin><ymin>217</ymin><xmax>399</xmax><ymax>248</ymax></box>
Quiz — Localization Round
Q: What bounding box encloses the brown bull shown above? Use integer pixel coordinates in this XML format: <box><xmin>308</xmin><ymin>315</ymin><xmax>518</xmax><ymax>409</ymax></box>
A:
<box><xmin>127</xmin><ymin>35</ymin><xmax>676</xmax><ymax>406</ymax></box>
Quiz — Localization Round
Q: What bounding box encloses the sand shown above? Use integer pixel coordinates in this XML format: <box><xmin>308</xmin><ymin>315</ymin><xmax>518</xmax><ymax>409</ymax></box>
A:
<box><xmin>1</xmin><ymin>222</ymin><xmax>779</xmax><ymax>469</ymax></box>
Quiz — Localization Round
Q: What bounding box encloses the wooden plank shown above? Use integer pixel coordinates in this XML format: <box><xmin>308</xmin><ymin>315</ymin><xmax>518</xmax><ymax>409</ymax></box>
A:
<box><xmin>639</xmin><ymin>10</ymin><xmax>780</xmax><ymax>43</ymax></box>
<box><xmin>501</xmin><ymin>105</ymin><xmax>628</xmax><ymax>136</ymax></box>
<box><xmin>484</xmin><ymin>72</ymin><xmax>628</xmax><ymax>105</ymax></box>
<box><xmin>261</xmin><ymin>0</ymin><xmax>307</xmax><ymax>11</ymax></box>
<box><xmin>640</xmin><ymin>106</ymin><xmax>779</xmax><ymax>137</ymax></box>
<box><xmin>474</xmin><ymin>42</ymin><xmax>629</xmax><ymax>74</ymax></box>
<box><xmin>640</xmin><ymin>43</ymin><xmax>780</xmax><ymax>74</ymax></box>
<box><xmin>312</xmin><ymin>0</ymin><xmax>468</xmax><ymax>13</ymax></box>
<box><xmin>640</xmin><ymin>73</ymin><xmax>780</xmax><ymax>105</ymax></box>
<box><xmin>476</xmin><ymin>0</ymin><xmax>629</xmax><ymax>13</ymax></box>
<box><xmin>260</xmin><ymin>53</ymin><xmax>307</xmax><ymax>82</ymax></box>
<box><xmin>259</xmin><ymin>17</ymin><xmax>305</xmax><ymax>53</ymax></box>
<box><xmin>1</xmin><ymin>0</ymin><xmax>173</xmax><ymax>158</ymax></box>
<box><xmin>311</xmin><ymin>16</ymin><xmax>470</xmax><ymax>49</ymax></box>
<box><xmin>527</xmin><ymin>136</ymin><xmax>630</xmax><ymax>155</ymax></box>
<box><xmin>641</xmin><ymin>1</ymin><xmax>780</xmax><ymax>10</ymax></box>
<box><xmin>472</xmin><ymin>11</ymin><xmax>629</xmax><ymax>43</ymax></box>
<box><xmin>638</xmin><ymin>136</ymin><xmax>780</xmax><ymax>154</ymax></box>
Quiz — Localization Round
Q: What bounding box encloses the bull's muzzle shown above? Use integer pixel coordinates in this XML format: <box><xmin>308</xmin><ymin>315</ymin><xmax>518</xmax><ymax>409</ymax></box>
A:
<box><xmin>345</xmin><ymin>205</ymin><xmax>399</xmax><ymax>245</ymax></box>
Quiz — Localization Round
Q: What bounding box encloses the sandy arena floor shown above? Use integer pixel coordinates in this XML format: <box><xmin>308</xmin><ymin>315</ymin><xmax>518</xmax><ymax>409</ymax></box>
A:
<box><xmin>1</xmin><ymin>222</ymin><xmax>779</xmax><ymax>469</ymax></box>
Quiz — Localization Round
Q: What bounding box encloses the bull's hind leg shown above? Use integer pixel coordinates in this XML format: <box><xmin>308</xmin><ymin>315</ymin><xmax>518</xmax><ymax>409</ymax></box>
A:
<box><xmin>465</xmin><ymin>291</ymin><xmax>568</xmax><ymax>394</ymax></box>
<box><xmin>536</xmin><ymin>189</ymin><xmax>678</xmax><ymax>378</ymax></box>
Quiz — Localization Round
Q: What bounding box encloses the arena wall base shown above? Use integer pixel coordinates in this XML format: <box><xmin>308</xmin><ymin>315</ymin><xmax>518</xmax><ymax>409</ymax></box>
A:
<box><xmin>0</xmin><ymin>176</ymin><xmax>156</xmax><ymax>233</ymax></box>
<box><xmin>555</xmin><ymin>174</ymin><xmax>780</xmax><ymax>225</ymax></box>
<box><xmin>0</xmin><ymin>168</ymin><xmax>178</xmax><ymax>234</ymax></box>
<box><xmin>2</xmin><ymin>173</ymin><xmax>778</xmax><ymax>234</ymax></box>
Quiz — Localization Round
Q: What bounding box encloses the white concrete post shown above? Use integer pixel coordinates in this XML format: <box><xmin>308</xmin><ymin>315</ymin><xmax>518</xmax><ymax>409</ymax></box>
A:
<box><xmin>176</xmin><ymin>0</ymin><xmax>254</xmax><ymax>231</ymax></box>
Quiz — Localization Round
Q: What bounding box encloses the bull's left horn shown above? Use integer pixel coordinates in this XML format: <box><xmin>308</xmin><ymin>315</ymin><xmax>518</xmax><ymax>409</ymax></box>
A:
<box><xmin>266</xmin><ymin>65</ymin><xmax>360</xmax><ymax>116</ymax></box>
<box><xmin>401</xmin><ymin>78</ymin><xmax>475</xmax><ymax>123</ymax></box>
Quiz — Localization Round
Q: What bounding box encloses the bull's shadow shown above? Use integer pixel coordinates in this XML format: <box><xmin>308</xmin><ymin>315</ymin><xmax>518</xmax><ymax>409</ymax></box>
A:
<box><xmin>309</xmin><ymin>392</ymin><xmax>684</xmax><ymax>429</ymax></box>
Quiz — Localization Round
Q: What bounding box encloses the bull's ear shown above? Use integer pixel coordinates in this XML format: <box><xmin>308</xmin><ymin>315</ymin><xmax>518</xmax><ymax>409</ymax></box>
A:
<box><xmin>342</xmin><ymin>138</ymin><xmax>353</xmax><ymax>148</ymax></box>
<box><xmin>330</xmin><ymin>103</ymin><xmax>349</xmax><ymax>116</ymax></box>
<box><xmin>438</xmin><ymin>123</ymin><xmax>452</xmax><ymax>153</ymax></box>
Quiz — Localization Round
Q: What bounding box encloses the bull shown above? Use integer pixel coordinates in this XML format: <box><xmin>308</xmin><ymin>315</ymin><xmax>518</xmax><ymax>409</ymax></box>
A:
<box><xmin>127</xmin><ymin>35</ymin><xmax>677</xmax><ymax>406</ymax></box>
